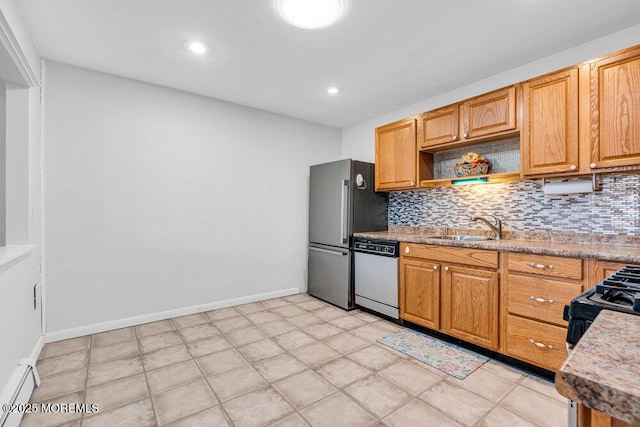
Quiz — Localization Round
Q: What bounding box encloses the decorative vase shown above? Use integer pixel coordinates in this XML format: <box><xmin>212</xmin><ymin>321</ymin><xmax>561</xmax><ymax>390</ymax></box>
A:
<box><xmin>453</xmin><ymin>161</ymin><xmax>491</xmax><ymax>177</ymax></box>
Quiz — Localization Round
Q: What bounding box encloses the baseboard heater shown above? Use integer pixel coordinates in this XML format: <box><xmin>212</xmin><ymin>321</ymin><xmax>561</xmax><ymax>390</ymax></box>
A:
<box><xmin>0</xmin><ymin>359</ymin><xmax>40</xmax><ymax>427</ymax></box>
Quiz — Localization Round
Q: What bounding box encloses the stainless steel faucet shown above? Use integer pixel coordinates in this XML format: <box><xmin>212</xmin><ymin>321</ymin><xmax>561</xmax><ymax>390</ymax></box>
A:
<box><xmin>471</xmin><ymin>215</ymin><xmax>501</xmax><ymax>240</ymax></box>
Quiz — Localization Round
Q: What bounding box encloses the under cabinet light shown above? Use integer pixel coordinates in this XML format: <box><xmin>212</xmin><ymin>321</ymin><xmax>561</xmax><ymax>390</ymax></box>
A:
<box><xmin>451</xmin><ymin>177</ymin><xmax>489</xmax><ymax>185</ymax></box>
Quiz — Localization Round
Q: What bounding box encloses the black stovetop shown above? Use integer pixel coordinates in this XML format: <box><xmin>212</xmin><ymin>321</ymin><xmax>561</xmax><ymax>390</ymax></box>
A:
<box><xmin>564</xmin><ymin>266</ymin><xmax>640</xmax><ymax>345</ymax></box>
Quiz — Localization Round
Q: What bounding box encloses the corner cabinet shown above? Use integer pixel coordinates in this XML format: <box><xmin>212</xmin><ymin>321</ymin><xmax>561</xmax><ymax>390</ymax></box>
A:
<box><xmin>522</xmin><ymin>68</ymin><xmax>580</xmax><ymax>176</ymax></box>
<box><xmin>375</xmin><ymin>117</ymin><xmax>418</xmax><ymax>191</ymax></box>
<box><xmin>587</xmin><ymin>46</ymin><xmax>640</xmax><ymax>170</ymax></box>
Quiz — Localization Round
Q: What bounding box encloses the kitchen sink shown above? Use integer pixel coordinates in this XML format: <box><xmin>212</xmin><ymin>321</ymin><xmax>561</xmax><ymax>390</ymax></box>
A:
<box><xmin>425</xmin><ymin>235</ymin><xmax>494</xmax><ymax>241</ymax></box>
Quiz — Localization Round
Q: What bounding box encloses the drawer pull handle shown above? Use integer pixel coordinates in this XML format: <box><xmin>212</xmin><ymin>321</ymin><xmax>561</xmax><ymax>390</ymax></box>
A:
<box><xmin>528</xmin><ymin>262</ymin><xmax>554</xmax><ymax>270</ymax></box>
<box><xmin>433</xmin><ymin>265</ymin><xmax>438</xmax><ymax>270</ymax></box>
<box><xmin>529</xmin><ymin>296</ymin><xmax>555</xmax><ymax>304</ymax></box>
<box><xmin>529</xmin><ymin>339</ymin><xmax>554</xmax><ymax>350</ymax></box>
<box><xmin>444</xmin><ymin>266</ymin><xmax>449</xmax><ymax>271</ymax></box>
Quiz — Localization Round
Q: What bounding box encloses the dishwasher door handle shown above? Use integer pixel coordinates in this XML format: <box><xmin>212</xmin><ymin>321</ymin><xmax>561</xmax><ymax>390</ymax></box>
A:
<box><xmin>309</xmin><ymin>247</ymin><xmax>348</xmax><ymax>256</ymax></box>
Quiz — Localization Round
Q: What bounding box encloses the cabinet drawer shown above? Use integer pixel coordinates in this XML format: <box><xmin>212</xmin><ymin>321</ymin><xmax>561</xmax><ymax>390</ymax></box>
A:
<box><xmin>507</xmin><ymin>274</ymin><xmax>582</xmax><ymax>326</ymax></box>
<box><xmin>505</xmin><ymin>315</ymin><xmax>568</xmax><ymax>371</ymax></box>
<box><xmin>401</xmin><ymin>243</ymin><xmax>498</xmax><ymax>269</ymax></box>
<box><xmin>508</xmin><ymin>253</ymin><xmax>583</xmax><ymax>280</ymax></box>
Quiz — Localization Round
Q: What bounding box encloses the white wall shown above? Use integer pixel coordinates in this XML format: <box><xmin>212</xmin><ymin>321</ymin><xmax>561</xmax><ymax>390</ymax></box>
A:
<box><xmin>0</xmin><ymin>85</ymin><xmax>41</xmax><ymax>410</ymax></box>
<box><xmin>0</xmin><ymin>0</ymin><xmax>42</xmax><ymax>405</ymax></box>
<box><xmin>342</xmin><ymin>24</ymin><xmax>640</xmax><ymax>162</ymax></box>
<box><xmin>43</xmin><ymin>61</ymin><xmax>341</xmax><ymax>336</ymax></box>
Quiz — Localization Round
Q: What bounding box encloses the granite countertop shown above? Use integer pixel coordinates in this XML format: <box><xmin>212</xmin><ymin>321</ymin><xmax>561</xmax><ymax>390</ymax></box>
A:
<box><xmin>556</xmin><ymin>310</ymin><xmax>640</xmax><ymax>425</ymax></box>
<box><xmin>354</xmin><ymin>227</ymin><xmax>640</xmax><ymax>263</ymax></box>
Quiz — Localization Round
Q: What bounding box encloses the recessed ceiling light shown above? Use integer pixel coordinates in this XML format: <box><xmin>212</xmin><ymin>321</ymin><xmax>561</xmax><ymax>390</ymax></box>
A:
<box><xmin>184</xmin><ymin>40</ymin><xmax>210</xmax><ymax>55</ymax></box>
<box><xmin>327</xmin><ymin>87</ymin><xmax>340</xmax><ymax>94</ymax></box>
<box><xmin>277</xmin><ymin>0</ymin><xmax>344</xmax><ymax>29</ymax></box>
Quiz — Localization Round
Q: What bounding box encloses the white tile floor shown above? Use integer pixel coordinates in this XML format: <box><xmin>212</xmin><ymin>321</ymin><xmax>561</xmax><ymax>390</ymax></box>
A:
<box><xmin>22</xmin><ymin>294</ymin><xmax>568</xmax><ymax>426</ymax></box>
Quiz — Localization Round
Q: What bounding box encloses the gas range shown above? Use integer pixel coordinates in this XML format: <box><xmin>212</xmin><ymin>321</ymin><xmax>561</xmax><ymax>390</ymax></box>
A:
<box><xmin>564</xmin><ymin>266</ymin><xmax>640</xmax><ymax>345</ymax></box>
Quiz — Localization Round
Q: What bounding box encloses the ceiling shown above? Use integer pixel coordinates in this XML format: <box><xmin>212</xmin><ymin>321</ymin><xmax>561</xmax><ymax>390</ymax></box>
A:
<box><xmin>18</xmin><ymin>0</ymin><xmax>640</xmax><ymax>128</ymax></box>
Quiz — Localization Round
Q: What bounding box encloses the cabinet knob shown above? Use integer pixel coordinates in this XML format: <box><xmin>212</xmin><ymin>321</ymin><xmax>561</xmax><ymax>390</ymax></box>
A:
<box><xmin>590</xmin><ymin>163</ymin><xmax>597</xmax><ymax>168</ymax></box>
<box><xmin>410</xmin><ymin>182</ymin><xmax>414</xmax><ymax>186</ymax></box>
<box><xmin>452</xmin><ymin>135</ymin><xmax>457</xmax><ymax>140</ymax></box>
<box><xmin>433</xmin><ymin>265</ymin><xmax>438</xmax><ymax>270</ymax></box>
<box><xmin>404</xmin><ymin>247</ymin><xmax>410</xmax><ymax>254</ymax></box>
<box><xmin>569</xmin><ymin>164</ymin><xmax>577</xmax><ymax>171</ymax></box>
<box><xmin>463</xmin><ymin>133</ymin><xmax>468</xmax><ymax>138</ymax></box>
<box><xmin>444</xmin><ymin>266</ymin><xmax>449</xmax><ymax>271</ymax></box>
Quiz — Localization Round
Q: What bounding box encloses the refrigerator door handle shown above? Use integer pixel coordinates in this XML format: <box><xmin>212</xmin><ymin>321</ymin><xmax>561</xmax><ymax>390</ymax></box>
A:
<box><xmin>309</xmin><ymin>247</ymin><xmax>348</xmax><ymax>256</ymax></box>
<box><xmin>341</xmin><ymin>179</ymin><xmax>349</xmax><ymax>244</ymax></box>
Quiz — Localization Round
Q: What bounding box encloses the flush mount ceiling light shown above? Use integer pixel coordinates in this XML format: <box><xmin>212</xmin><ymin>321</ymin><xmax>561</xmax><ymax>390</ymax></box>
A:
<box><xmin>277</xmin><ymin>0</ymin><xmax>344</xmax><ymax>29</ymax></box>
<box><xmin>327</xmin><ymin>87</ymin><xmax>340</xmax><ymax>94</ymax></box>
<box><xmin>184</xmin><ymin>40</ymin><xmax>210</xmax><ymax>55</ymax></box>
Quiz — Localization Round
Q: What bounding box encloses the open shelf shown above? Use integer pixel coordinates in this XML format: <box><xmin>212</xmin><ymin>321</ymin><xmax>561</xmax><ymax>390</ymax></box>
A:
<box><xmin>420</xmin><ymin>171</ymin><xmax>521</xmax><ymax>188</ymax></box>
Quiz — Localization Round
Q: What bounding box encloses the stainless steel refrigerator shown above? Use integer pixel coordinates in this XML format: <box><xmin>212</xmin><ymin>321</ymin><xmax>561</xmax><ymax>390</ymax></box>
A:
<box><xmin>308</xmin><ymin>159</ymin><xmax>388</xmax><ymax>309</ymax></box>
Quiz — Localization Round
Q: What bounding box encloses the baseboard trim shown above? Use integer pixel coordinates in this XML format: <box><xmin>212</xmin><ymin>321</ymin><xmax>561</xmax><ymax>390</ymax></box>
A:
<box><xmin>0</xmin><ymin>335</ymin><xmax>45</xmax><ymax>426</ymax></box>
<box><xmin>30</xmin><ymin>335</ymin><xmax>45</xmax><ymax>360</ymax></box>
<box><xmin>45</xmin><ymin>288</ymin><xmax>300</xmax><ymax>343</ymax></box>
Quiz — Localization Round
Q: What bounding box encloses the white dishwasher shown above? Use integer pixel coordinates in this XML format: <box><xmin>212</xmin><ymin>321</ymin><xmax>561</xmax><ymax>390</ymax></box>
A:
<box><xmin>353</xmin><ymin>238</ymin><xmax>400</xmax><ymax>319</ymax></box>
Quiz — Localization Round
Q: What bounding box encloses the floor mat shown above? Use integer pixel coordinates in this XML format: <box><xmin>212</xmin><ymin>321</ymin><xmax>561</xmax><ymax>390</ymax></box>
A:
<box><xmin>377</xmin><ymin>328</ymin><xmax>489</xmax><ymax>379</ymax></box>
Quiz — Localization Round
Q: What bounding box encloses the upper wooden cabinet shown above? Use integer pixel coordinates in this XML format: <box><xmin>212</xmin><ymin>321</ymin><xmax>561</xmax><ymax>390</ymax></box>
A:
<box><xmin>375</xmin><ymin>43</ymin><xmax>640</xmax><ymax>184</ymax></box>
<box><xmin>418</xmin><ymin>86</ymin><xmax>518</xmax><ymax>151</ymax></box>
<box><xmin>375</xmin><ymin>117</ymin><xmax>418</xmax><ymax>191</ymax></box>
<box><xmin>418</xmin><ymin>105</ymin><xmax>459</xmax><ymax>149</ymax></box>
<box><xmin>462</xmin><ymin>86</ymin><xmax>518</xmax><ymax>140</ymax></box>
<box><xmin>522</xmin><ymin>68</ymin><xmax>580</xmax><ymax>176</ymax></box>
<box><xmin>587</xmin><ymin>46</ymin><xmax>640</xmax><ymax>169</ymax></box>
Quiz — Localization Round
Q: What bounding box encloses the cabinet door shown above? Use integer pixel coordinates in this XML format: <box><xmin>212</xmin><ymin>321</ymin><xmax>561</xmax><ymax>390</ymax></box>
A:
<box><xmin>399</xmin><ymin>258</ymin><xmax>440</xmax><ymax>330</ymax></box>
<box><xmin>589</xmin><ymin>47</ymin><xmax>640</xmax><ymax>169</ymax></box>
<box><xmin>589</xmin><ymin>259</ymin><xmax>640</xmax><ymax>283</ymax></box>
<box><xmin>418</xmin><ymin>105</ymin><xmax>459</xmax><ymax>149</ymax></box>
<box><xmin>375</xmin><ymin>118</ymin><xmax>417</xmax><ymax>191</ymax></box>
<box><xmin>522</xmin><ymin>68</ymin><xmax>579</xmax><ymax>176</ymax></box>
<box><xmin>461</xmin><ymin>86</ymin><xmax>517</xmax><ymax>140</ymax></box>
<box><xmin>441</xmin><ymin>265</ymin><xmax>498</xmax><ymax>349</ymax></box>
<box><xmin>579</xmin><ymin>406</ymin><xmax>635</xmax><ymax>427</ymax></box>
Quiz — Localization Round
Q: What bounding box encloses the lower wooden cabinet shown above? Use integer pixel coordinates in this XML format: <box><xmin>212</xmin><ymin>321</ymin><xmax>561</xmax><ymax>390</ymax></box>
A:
<box><xmin>588</xmin><ymin>259</ymin><xmax>640</xmax><ymax>284</ymax></box>
<box><xmin>506</xmin><ymin>274</ymin><xmax>582</xmax><ymax>326</ymax></box>
<box><xmin>441</xmin><ymin>265</ymin><xmax>499</xmax><ymax>350</ymax></box>
<box><xmin>399</xmin><ymin>243</ymin><xmax>499</xmax><ymax>351</ymax></box>
<box><xmin>579</xmin><ymin>405</ymin><xmax>634</xmax><ymax>427</ymax></box>
<box><xmin>399</xmin><ymin>258</ymin><xmax>440</xmax><ymax>330</ymax></box>
<box><xmin>505</xmin><ymin>314</ymin><xmax>568</xmax><ymax>371</ymax></box>
<box><xmin>398</xmin><ymin>245</ymin><xmax>634</xmax><ymax>371</ymax></box>
<box><xmin>502</xmin><ymin>252</ymin><xmax>585</xmax><ymax>370</ymax></box>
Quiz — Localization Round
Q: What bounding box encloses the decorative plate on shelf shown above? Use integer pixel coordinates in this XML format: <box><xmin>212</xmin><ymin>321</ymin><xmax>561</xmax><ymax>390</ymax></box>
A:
<box><xmin>454</xmin><ymin>152</ymin><xmax>491</xmax><ymax>177</ymax></box>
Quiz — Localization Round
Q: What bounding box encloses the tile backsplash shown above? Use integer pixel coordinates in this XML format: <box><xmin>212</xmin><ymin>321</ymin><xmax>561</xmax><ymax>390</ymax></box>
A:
<box><xmin>389</xmin><ymin>174</ymin><xmax>640</xmax><ymax>235</ymax></box>
<box><xmin>433</xmin><ymin>139</ymin><xmax>520</xmax><ymax>179</ymax></box>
